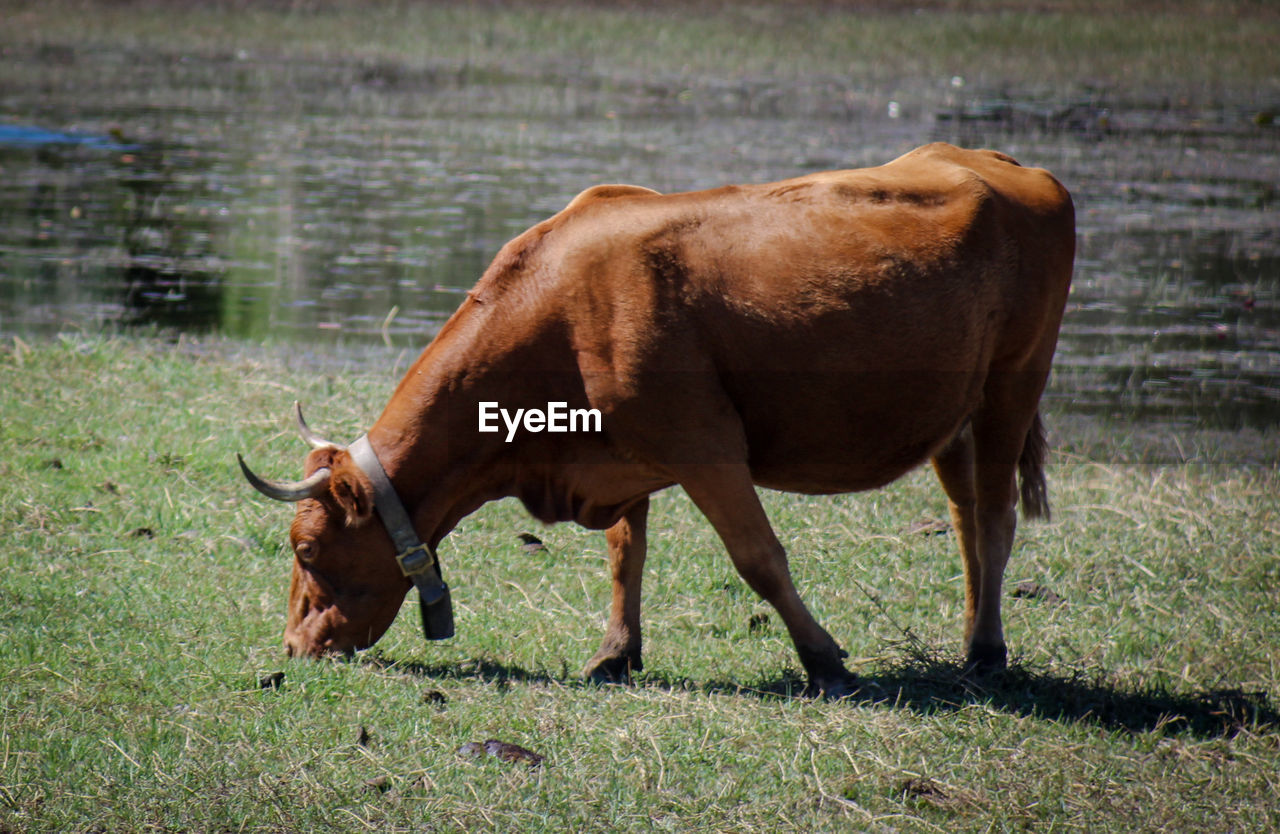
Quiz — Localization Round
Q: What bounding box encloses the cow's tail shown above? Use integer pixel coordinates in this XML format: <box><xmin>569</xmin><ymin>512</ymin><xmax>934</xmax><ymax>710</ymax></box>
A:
<box><xmin>1018</xmin><ymin>412</ymin><xmax>1050</xmax><ymax>521</ymax></box>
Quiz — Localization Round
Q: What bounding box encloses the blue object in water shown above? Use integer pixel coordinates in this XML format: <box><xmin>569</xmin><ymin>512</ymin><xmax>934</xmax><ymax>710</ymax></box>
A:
<box><xmin>0</xmin><ymin>123</ymin><xmax>140</xmax><ymax>151</ymax></box>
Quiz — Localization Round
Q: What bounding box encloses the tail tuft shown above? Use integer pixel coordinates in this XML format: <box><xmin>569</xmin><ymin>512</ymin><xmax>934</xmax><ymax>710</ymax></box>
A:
<box><xmin>1018</xmin><ymin>412</ymin><xmax>1051</xmax><ymax>521</ymax></box>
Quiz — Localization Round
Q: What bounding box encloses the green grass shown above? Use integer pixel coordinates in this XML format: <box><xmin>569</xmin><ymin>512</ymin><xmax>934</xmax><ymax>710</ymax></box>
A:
<box><xmin>1</xmin><ymin>335</ymin><xmax>1277</xmax><ymax>832</ymax></box>
<box><xmin>5</xmin><ymin>0</ymin><xmax>1277</xmax><ymax>101</ymax></box>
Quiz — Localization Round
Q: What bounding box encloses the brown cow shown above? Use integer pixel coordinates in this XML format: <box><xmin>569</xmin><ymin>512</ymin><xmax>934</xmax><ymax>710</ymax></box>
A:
<box><xmin>239</xmin><ymin>142</ymin><xmax>1075</xmax><ymax>697</ymax></box>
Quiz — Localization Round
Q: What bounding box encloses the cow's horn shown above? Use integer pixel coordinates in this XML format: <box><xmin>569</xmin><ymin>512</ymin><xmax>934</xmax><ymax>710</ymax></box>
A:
<box><xmin>294</xmin><ymin>401</ymin><xmax>340</xmax><ymax>450</ymax></box>
<box><xmin>237</xmin><ymin>454</ymin><xmax>331</xmax><ymax>502</ymax></box>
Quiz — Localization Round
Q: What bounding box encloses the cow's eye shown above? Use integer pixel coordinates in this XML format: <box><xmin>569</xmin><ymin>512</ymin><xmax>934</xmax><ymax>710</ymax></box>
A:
<box><xmin>295</xmin><ymin>540</ymin><xmax>318</xmax><ymax>564</ymax></box>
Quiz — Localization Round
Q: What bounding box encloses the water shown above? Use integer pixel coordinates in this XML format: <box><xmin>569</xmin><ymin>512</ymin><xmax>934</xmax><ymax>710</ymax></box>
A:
<box><xmin>1</xmin><ymin>46</ymin><xmax>1277</xmax><ymax>429</ymax></box>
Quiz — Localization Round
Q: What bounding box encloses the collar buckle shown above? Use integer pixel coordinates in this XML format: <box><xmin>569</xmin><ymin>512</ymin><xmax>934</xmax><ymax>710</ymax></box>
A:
<box><xmin>396</xmin><ymin>543</ymin><xmax>433</xmax><ymax>577</ymax></box>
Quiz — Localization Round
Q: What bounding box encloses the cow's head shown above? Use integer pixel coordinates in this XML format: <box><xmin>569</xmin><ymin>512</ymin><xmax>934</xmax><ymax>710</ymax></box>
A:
<box><xmin>238</xmin><ymin>405</ymin><xmax>410</xmax><ymax>657</ymax></box>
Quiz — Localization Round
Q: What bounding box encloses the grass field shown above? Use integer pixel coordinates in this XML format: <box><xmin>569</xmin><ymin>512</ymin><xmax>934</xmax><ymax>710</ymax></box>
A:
<box><xmin>5</xmin><ymin>0</ymin><xmax>1276</xmax><ymax>99</ymax></box>
<box><xmin>2</xmin><ymin>335</ymin><xmax>1277</xmax><ymax>832</ymax></box>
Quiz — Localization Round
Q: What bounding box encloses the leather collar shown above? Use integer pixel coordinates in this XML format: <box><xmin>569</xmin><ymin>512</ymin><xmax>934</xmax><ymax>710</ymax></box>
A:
<box><xmin>348</xmin><ymin>435</ymin><xmax>454</xmax><ymax>640</ymax></box>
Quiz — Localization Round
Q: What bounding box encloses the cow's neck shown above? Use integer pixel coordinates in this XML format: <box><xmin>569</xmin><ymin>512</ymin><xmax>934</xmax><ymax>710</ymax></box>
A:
<box><xmin>365</xmin><ymin>308</ymin><xmax>523</xmax><ymax>551</ymax></box>
<box><xmin>365</xmin><ymin>405</ymin><xmax>508</xmax><ymax>555</ymax></box>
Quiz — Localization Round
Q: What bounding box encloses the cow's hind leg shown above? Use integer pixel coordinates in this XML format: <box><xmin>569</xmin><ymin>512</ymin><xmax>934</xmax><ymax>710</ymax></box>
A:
<box><xmin>944</xmin><ymin>396</ymin><xmax>1044</xmax><ymax>674</ymax></box>
<box><xmin>584</xmin><ymin>497</ymin><xmax>649</xmax><ymax>682</ymax></box>
<box><xmin>676</xmin><ymin>464</ymin><xmax>856</xmax><ymax>698</ymax></box>
<box><xmin>931</xmin><ymin>424</ymin><xmax>986</xmax><ymax>662</ymax></box>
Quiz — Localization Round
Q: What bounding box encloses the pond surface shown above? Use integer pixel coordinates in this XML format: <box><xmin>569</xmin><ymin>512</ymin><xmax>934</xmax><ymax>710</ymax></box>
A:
<box><xmin>1</xmin><ymin>45</ymin><xmax>1277</xmax><ymax>430</ymax></box>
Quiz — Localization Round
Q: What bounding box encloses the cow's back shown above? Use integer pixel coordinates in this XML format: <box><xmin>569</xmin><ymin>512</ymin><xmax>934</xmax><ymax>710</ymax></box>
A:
<box><xmin>472</xmin><ymin>144</ymin><xmax>1074</xmax><ymax>492</ymax></box>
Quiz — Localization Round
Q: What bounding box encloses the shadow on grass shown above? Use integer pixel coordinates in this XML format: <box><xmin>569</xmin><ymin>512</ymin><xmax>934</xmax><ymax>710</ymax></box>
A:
<box><xmin>843</xmin><ymin>650</ymin><xmax>1278</xmax><ymax>741</ymax></box>
<box><xmin>362</xmin><ymin>649</ymin><xmax>1277</xmax><ymax>741</ymax></box>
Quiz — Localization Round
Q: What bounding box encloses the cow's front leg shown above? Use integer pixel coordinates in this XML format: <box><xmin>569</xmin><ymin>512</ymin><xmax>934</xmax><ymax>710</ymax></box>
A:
<box><xmin>678</xmin><ymin>464</ymin><xmax>857</xmax><ymax>698</ymax></box>
<box><xmin>583</xmin><ymin>497</ymin><xmax>649</xmax><ymax>682</ymax></box>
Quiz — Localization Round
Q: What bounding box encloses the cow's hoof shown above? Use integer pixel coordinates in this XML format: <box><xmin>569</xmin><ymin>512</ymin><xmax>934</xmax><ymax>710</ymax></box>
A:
<box><xmin>583</xmin><ymin>650</ymin><xmax>641</xmax><ymax>684</ymax></box>
<box><xmin>807</xmin><ymin>672</ymin><xmax>861</xmax><ymax>700</ymax></box>
<box><xmin>796</xmin><ymin>643</ymin><xmax>857</xmax><ymax>699</ymax></box>
<box><xmin>964</xmin><ymin>642</ymin><xmax>1007</xmax><ymax>676</ymax></box>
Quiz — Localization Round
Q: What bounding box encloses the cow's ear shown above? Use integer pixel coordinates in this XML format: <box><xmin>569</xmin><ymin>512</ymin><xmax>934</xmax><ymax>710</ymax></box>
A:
<box><xmin>329</xmin><ymin>455</ymin><xmax>375</xmax><ymax>526</ymax></box>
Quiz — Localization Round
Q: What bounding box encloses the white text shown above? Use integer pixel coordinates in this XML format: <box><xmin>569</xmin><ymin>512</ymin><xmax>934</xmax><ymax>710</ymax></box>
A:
<box><xmin>478</xmin><ymin>401</ymin><xmax>603</xmax><ymax>442</ymax></box>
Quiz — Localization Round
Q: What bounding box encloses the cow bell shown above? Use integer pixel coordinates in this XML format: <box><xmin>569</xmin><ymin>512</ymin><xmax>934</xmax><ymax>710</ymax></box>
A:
<box><xmin>420</xmin><ymin>582</ymin><xmax>455</xmax><ymax>641</ymax></box>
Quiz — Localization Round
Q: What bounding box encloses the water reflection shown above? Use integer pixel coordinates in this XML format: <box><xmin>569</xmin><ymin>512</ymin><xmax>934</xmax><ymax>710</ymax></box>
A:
<box><xmin>1051</xmin><ymin>231</ymin><xmax>1280</xmax><ymax>429</ymax></box>
<box><xmin>117</xmin><ymin>148</ymin><xmax>226</xmax><ymax>330</ymax></box>
<box><xmin>0</xmin><ymin>132</ymin><xmax>226</xmax><ymax>333</ymax></box>
<box><xmin>0</xmin><ymin>48</ymin><xmax>1276</xmax><ymax>430</ymax></box>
